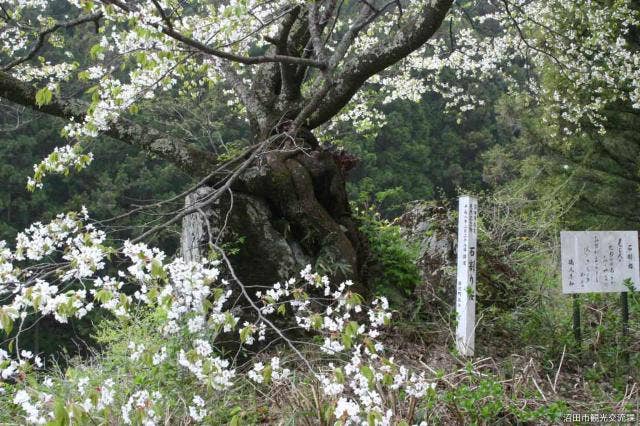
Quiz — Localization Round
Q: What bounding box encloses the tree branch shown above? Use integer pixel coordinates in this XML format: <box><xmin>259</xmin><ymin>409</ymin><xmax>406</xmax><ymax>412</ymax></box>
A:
<box><xmin>293</xmin><ymin>3</ymin><xmax>386</xmax><ymax>128</ymax></box>
<box><xmin>0</xmin><ymin>70</ymin><xmax>217</xmax><ymax>176</ymax></box>
<box><xmin>306</xmin><ymin>0</ymin><xmax>453</xmax><ymax>129</ymax></box>
<box><xmin>1</xmin><ymin>12</ymin><xmax>103</xmax><ymax>72</ymax></box>
<box><xmin>100</xmin><ymin>0</ymin><xmax>326</xmax><ymax>70</ymax></box>
<box><xmin>276</xmin><ymin>5</ymin><xmax>302</xmax><ymax>99</ymax></box>
<box><xmin>163</xmin><ymin>25</ymin><xmax>326</xmax><ymax>69</ymax></box>
<box><xmin>308</xmin><ymin>2</ymin><xmax>327</xmax><ymax>63</ymax></box>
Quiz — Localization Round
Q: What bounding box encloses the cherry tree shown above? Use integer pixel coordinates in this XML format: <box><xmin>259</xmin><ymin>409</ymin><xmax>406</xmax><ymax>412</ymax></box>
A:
<box><xmin>1</xmin><ymin>0</ymin><xmax>638</xmax><ymax>286</ymax></box>
<box><xmin>0</xmin><ymin>0</ymin><xmax>454</xmax><ymax>290</ymax></box>
<box><xmin>0</xmin><ymin>0</ymin><xmax>639</xmax><ymax>424</ymax></box>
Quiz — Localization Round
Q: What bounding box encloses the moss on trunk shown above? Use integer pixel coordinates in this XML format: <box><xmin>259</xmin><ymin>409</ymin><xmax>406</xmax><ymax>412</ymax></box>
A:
<box><xmin>181</xmin><ymin>141</ymin><xmax>369</xmax><ymax>295</ymax></box>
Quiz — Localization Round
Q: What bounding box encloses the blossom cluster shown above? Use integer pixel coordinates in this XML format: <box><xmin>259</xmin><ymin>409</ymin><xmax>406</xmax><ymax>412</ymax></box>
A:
<box><xmin>244</xmin><ymin>265</ymin><xmax>437</xmax><ymax>425</ymax></box>
<box><xmin>321</xmin><ymin>1</ymin><xmax>640</xmax><ymax>139</ymax></box>
<box><xmin>2</xmin><ymin>1</ymin><xmax>638</xmax><ymax>181</ymax></box>
<box><xmin>0</xmin><ymin>209</ymin><xmax>239</xmax><ymax>423</ymax></box>
<box><xmin>1</xmin><ymin>0</ymin><xmax>304</xmax><ymax>187</ymax></box>
<box><xmin>0</xmin><ymin>205</ymin><xmax>440</xmax><ymax>424</ymax></box>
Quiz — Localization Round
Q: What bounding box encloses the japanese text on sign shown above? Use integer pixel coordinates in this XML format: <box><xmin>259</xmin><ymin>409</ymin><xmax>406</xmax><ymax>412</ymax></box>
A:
<box><xmin>456</xmin><ymin>196</ymin><xmax>478</xmax><ymax>356</ymax></box>
<box><xmin>561</xmin><ymin>231</ymin><xmax>639</xmax><ymax>294</ymax></box>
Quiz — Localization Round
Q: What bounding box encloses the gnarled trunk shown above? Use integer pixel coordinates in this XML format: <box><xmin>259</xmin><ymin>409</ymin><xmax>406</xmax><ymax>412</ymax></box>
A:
<box><xmin>181</xmin><ymin>139</ymin><xmax>369</xmax><ymax>294</ymax></box>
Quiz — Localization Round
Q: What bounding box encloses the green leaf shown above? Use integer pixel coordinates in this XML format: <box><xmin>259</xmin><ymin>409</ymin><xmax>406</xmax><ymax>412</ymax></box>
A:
<box><xmin>89</xmin><ymin>44</ymin><xmax>103</xmax><ymax>60</ymax></box>
<box><xmin>239</xmin><ymin>326</ymin><xmax>253</xmax><ymax>343</ymax></box>
<box><xmin>360</xmin><ymin>365</ymin><xmax>374</xmax><ymax>387</ymax></box>
<box><xmin>367</xmin><ymin>411</ymin><xmax>377</xmax><ymax>426</ymax></box>
<box><xmin>77</xmin><ymin>70</ymin><xmax>90</xmax><ymax>81</ymax></box>
<box><xmin>82</xmin><ymin>0</ymin><xmax>95</xmax><ymax>12</ymax></box>
<box><xmin>348</xmin><ymin>321</ymin><xmax>360</xmax><ymax>334</ymax></box>
<box><xmin>341</xmin><ymin>331</ymin><xmax>352</xmax><ymax>350</ymax></box>
<box><xmin>53</xmin><ymin>398</ymin><xmax>70</xmax><ymax>426</ymax></box>
<box><xmin>323</xmin><ymin>404</ymin><xmax>334</xmax><ymax>423</ymax></box>
<box><xmin>310</xmin><ymin>313</ymin><xmax>323</xmax><ymax>330</ymax></box>
<box><xmin>364</xmin><ymin>337</ymin><xmax>377</xmax><ymax>354</ymax></box>
<box><xmin>347</xmin><ymin>293</ymin><xmax>364</xmax><ymax>307</ymax></box>
<box><xmin>147</xmin><ymin>287</ymin><xmax>158</xmax><ymax>302</ymax></box>
<box><xmin>151</xmin><ymin>260</ymin><xmax>166</xmax><ymax>280</ymax></box>
<box><xmin>382</xmin><ymin>373</ymin><xmax>393</xmax><ymax>386</ymax></box>
<box><xmin>85</xmin><ymin>85</ymin><xmax>99</xmax><ymax>94</ymax></box>
<box><xmin>0</xmin><ymin>310</ymin><xmax>13</xmax><ymax>335</ymax></box>
<box><xmin>263</xmin><ymin>364</ymin><xmax>272</xmax><ymax>384</ymax></box>
<box><xmin>35</xmin><ymin>87</ymin><xmax>53</xmax><ymax>107</ymax></box>
<box><xmin>341</xmin><ymin>321</ymin><xmax>360</xmax><ymax>349</ymax></box>
<box><xmin>93</xmin><ymin>289</ymin><xmax>113</xmax><ymax>303</ymax></box>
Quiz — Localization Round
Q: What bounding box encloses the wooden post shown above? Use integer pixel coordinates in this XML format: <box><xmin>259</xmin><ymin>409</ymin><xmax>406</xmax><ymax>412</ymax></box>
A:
<box><xmin>456</xmin><ymin>196</ymin><xmax>478</xmax><ymax>357</ymax></box>
<box><xmin>620</xmin><ymin>291</ymin><xmax>629</xmax><ymax>364</ymax></box>
<box><xmin>572</xmin><ymin>294</ymin><xmax>581</xmax><ymax>349</ymax></box>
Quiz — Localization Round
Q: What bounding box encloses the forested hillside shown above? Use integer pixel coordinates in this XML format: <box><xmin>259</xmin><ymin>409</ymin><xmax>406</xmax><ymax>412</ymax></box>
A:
<box><xmin>1</xmin><ymin>0</ymin><xmax>639</xmax><ymax>424</ymax></box>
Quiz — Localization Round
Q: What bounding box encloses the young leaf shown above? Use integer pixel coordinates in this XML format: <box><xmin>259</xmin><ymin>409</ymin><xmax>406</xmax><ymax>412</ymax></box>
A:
<box><xmin>35</xmin><ymin>87</ymin><xmax>53</xmax><ymax>107</ymax></box>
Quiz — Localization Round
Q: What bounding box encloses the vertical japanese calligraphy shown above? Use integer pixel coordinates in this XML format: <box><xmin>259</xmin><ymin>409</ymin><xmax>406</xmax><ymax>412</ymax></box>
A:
<box><xmin>561</xmin><ymin>231</ymin><xmax>639</xmax><ymax>294</ymax></box>
<box><xmin>456</xmin><ymin>196</ymin><xmax>478</xmax><ymax>356</ymax></box>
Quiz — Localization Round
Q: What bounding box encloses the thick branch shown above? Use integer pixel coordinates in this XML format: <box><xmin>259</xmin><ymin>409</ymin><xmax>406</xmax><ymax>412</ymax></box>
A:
<box><xmin>276</xmin><ymin>6</ymin><xmax>302</xmax><ymax>99</ymax></box>
<box><xmin>0</xmin><ymin>70</ymin><xmax>216</xmax><ymax>176</ymax></box>
<box><xmin>308</xmin><ymin>2</ymin><xmax>327</xmax><ymax>63</ymax></box>
<box><xmin>306</xmin><ymin>0</ymin><xmax>453</xmax><ymax>129</ymax></box>
<box><xmin>293</xmin><ymin>4</ymin><xmax>376</xmax><ymax>128</ymax></box>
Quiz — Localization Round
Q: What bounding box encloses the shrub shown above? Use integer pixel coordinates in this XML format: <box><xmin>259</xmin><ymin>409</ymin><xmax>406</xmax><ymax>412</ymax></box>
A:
<box><xmin>356</xmin><ymin>205</ymin><xmax>421</xmax><ymax>304</ymax></box>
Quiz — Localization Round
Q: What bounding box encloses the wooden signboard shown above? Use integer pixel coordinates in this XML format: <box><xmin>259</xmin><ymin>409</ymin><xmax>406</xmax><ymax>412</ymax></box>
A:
<box><xmin>561</xmin><ymin>231</ymin><xmax>640</xmax><ymax>294</ymax></box>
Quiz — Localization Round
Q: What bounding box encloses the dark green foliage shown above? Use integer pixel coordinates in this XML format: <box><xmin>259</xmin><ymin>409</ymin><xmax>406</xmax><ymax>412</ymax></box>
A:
<box><xmin>482</xmin><ymin>93</ymin><xmax>640</xmax><ymax>231</ymax></box>
<box><xmin>0</xmin><ymin>114</ymin><xmax>193</xmax><ymax>246</ymax></box>
<box><xmin>340</xmin><ymin>90</ymin><xmax>503</xmax><ymax>217</ymax></box>
<box><xmin>356</xmin><ymin>206</ymin><xmax>421</xmax><ymax>304</ymax></box>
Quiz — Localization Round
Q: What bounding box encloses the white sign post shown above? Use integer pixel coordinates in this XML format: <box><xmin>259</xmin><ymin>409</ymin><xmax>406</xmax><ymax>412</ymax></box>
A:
<box><xmin>560</xmin><ymin>231</ymin><xmax>640</xmax><ymax>294</ymax></box>
<box><xmin>456</xmin><ymin>196</ymin><xmax>478</xmax><ymax>357</ymax></box>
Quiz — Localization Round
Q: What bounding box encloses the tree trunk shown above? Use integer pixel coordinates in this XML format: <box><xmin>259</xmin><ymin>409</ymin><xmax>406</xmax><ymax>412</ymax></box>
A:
<box><xmin>181</xmin><ymin>138</ymin><xmax>369</xmax><ymax>294</ymax></box>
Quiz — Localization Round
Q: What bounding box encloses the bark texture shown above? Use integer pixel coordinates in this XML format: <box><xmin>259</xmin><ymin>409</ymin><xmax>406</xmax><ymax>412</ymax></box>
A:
<box><xmin>182</xmin><ymin>141</ymin><xmax>368</xmax><ymax>292</ymax></box>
